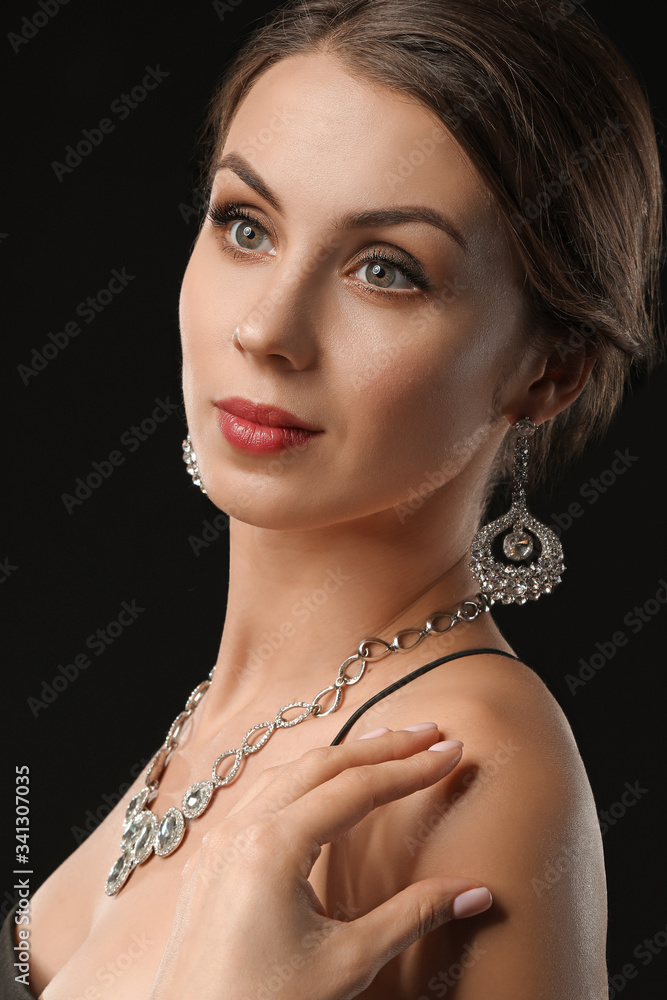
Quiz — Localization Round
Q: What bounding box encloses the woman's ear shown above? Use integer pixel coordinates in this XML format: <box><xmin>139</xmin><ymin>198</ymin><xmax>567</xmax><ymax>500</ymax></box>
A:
<box><xmin>506</xmin><ymin>341</ymin><xmax>597</xmax><ymax>426</ymax></box>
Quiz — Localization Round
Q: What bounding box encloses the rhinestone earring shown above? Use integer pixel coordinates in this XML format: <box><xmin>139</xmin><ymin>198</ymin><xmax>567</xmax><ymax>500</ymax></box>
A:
<box><xmin>469</xmin><ymin>417</ymin><xmax>564</xmax><ymax>604</ymax></box>
<box><xmin>182</xmin><ymin>435</ymin><xmax>207</xmax><ymax>495</ymax></box>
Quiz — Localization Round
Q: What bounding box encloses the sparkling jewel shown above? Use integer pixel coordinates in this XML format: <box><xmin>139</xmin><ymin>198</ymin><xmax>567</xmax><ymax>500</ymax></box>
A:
<box><xmin>105</xmin><ymin>852</ymin><xmax>131</xmax><ymax>896</ymax></box>
<box><xmin>469</xmin><ymin>420</ymin><xmax>564</xmax><ymax>604</ymax></box>
<box><xmin>512</xmin><ymin>417</ymin><xmax>537</xmax><ymax>436</ymax></box>
<box><xmin>470</xmin><ymin>502</ymin><xmax>564</xmax><ymax>604</ymax></box>
<box><xmin>121</xmin><ymin>817</ymin><xmax>141</xmax><ymax>850</ymax></box>
<box><xmin>154</xmin><ymin>808</ymin><xmax>185</xmax><ymax>856</ymax></box>
<box><xmin>119</xmin><ymin>809</ymin><xmax>158</xmax><ymax>867</ymax></box>
<box><xmin>125</xmin><ymin>787</ymin><xmax>150</xmax><ymax>823</ymax></box>
<box><xmin>182</xmin><ymin>436</ymin><xmax>207</xmax><ymax>494</ymax></box>
<box><xmin>109</xmin><ymin>855</ymin><xmax>125</xmax><ymax>882</ymax></box>
<box><xmin>182</xmin><ymin>780</ymin><xmax>214</xmax><ymax>819</ymax></box>
<box><xmin>134</xmin><ymin>822</ymin><xmax>153</xmax><ymax>857</ymax></box>
<box><xmin>503</xmin><ymin>529</ymin><xmax>534</xmax><ymax>561</ymax></box>
<box><xmin>135</xmin><ymin>812</ymin><xmax>158</xmax><ymax>863</ymax></box>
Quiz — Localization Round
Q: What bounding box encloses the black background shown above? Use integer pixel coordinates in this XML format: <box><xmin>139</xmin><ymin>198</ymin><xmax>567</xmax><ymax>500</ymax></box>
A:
<box><xmin>3</xmin><ymin>0</ymin><xmax>666</xmax><ymax>995</ymax></box>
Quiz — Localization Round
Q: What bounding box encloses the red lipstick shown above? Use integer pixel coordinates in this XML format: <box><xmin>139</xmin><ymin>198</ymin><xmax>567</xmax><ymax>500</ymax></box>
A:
<box><xmin>215</xmin><ymin>397</ymin><xmax>323</xmax><ymax>454</ymax></box>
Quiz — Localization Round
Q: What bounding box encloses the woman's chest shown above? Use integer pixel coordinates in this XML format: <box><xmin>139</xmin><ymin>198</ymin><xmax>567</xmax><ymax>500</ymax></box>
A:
<box><xmin>31</xmin><ymin>672</ymin><xmax>443</xmax><ymax>999</ymax></box>
<box><xmin>32</xmin><ymin>725</ymin><xmax>358</xmax><ymax>999</ymax></box>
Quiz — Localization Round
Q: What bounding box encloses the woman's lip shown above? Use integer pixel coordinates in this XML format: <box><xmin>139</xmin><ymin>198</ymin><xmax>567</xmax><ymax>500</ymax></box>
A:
<box><xmin>216</xmin><ymin>408</ymin><xmax>322</xmax><ymax>454</ymax></box>
<box><xmin>214</xmin><ymin>397</ymin><xmax>321</xmax><ymax>431</ymax></box>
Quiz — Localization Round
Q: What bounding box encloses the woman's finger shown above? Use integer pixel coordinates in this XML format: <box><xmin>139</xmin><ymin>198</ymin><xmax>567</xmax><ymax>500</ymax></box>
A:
<box><xmin>273</xmin><ymin>738</ymin><xmax>464</xmax><ymax>874</ymax></box>
<box><xmin>225</xmin><ymin>726</ymin><xmax>448</xmax><ymax>824</ymax></box>
<box><xmin>344</xmin><ymin>876</ymin><xmax>493</xmax><ymax>991</ymax></box>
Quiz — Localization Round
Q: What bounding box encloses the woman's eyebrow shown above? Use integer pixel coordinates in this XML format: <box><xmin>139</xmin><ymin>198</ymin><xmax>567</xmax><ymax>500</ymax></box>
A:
<box><xmin>214</xmin><ymin>152</ymin><xmax>468</xmax><ymax>253</ymax></box>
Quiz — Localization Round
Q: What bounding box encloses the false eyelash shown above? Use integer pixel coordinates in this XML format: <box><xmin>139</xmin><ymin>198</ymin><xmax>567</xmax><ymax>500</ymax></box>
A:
<box><xmin>207</xmin><ymin>199</ymin><xmax>262</xmax><ymax>233</ymax></box>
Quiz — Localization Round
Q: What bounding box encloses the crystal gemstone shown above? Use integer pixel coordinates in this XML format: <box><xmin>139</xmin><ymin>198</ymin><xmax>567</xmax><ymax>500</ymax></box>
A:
<box><xmin>135</xmin><ymin>823</ymin><xmax>153</xmax><ymax>855</ymax></box>
<box><xmin>121</xmin><ymin>817</ymin><xmax>141</xmax><ymax>849</ymax></box>
<box><xmin>154</xmin><ymin>808</ymin><xmax>185</xmax><ymax>856</ymax></box>
<box><xmin>125</xmin><ymin>791</ymin><xmax>146</xmax><ymax>822</ymax></box>
<box><xmin>158</xmin><ymin>815</ymin><xmax>176</xmax><ymax>845</ymax></box>
<box><xmin>109</xmin><ymin>855</ymin><xmax>125</xmax><ymax>883</ymax></box>
<box><xmin>503</xmin><ymin>529</ymin><xmax>534</xmax><ymax>561</ymax></box>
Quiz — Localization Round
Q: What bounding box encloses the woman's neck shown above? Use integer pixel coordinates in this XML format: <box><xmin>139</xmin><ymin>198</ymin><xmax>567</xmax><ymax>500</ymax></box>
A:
<box><xmin>194</xmin><ymin>481</ymin><xmax>501</xmax><ymax>739</ymax></box>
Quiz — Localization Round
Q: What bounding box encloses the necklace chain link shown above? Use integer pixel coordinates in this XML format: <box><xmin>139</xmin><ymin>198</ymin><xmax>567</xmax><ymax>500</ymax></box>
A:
<box><xmin>104</xmin><ymin>592</ymin><xmax>490</xmax><ymax>895</ymax></box>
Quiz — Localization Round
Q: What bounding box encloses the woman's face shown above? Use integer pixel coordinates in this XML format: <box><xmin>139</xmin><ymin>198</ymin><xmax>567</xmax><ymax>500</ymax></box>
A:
<box><xmin>180</xmin><ymin>52</ymin><xmax>535</xmax><ymax>530</ymax></box>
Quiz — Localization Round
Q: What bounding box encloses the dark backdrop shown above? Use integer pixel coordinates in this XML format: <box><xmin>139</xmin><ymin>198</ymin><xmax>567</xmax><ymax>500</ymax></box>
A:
<box><xmin>4</xmin><ymin>1</ymin><xmax>666</xmax><ymax>995</ymax></box>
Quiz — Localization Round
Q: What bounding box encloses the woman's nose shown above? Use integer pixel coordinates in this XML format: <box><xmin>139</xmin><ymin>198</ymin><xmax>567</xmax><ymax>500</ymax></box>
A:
<box><xmin>229</xmin><ymin>257</ymin><xmax>326</xmax><ymax>369</ymax></box>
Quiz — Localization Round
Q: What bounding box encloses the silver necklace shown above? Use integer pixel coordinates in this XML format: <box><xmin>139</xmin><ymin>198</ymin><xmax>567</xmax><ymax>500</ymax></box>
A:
<box><xmin>105</xmin><ymin>592</ymin><xmax>490</xmax><ymax>895</ymax></box>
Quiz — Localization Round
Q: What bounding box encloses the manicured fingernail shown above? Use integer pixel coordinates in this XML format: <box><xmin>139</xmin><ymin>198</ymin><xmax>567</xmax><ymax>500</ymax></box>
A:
<box><xmin>452</xmin><ymin>887</ymin><xmax>492</xmax><ymax>919</ymax></box>
<box><xmin>427</xmin><ymin>740</ymin><xmax>463</xmax><ymax>752</ymax></box>
<box><xmin>357</xmin><ymin>727</ymin><xmax>390</xmax><ymax>740</ymax></box>
<box><xmin>403</xmin><ymin>722</ymin><xmax>438</xmax><ymax>731</ymax></box>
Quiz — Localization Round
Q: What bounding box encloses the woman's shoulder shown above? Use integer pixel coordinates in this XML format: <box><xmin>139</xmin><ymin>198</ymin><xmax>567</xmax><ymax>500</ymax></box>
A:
<box><xmin>336</xmin><ymin>648</ymin><xmax>609</xmax><ymax>997</ymax></box>
<box><xmin>389</xmin><ymin>645</ymin><xmax>595</xmax><ymax>815</ymax></box>
<box><xmin>340</xmin><ymin>643</ymin><xmax>603</xmax><ymax>895</ymax></box>
<box><xmin>384</xmin><ymin>645</ymin><xmax>598</xmax><ymax>823</ymax></box>
<box><xmin>350</xmin><ymin>644</ymin><xmax>580</xmax><ymax>764</ymax></box>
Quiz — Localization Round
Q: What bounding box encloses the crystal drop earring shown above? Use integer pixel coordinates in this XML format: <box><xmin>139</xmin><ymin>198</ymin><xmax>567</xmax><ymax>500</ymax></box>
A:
<box><xmin>182</xmin><ymin>435</ymin><xmax>207</xmax><ymax>495</ymax></box>
<box><xmin>181</xmin><ymin>326</ymin><xmax>239</xmax><ymax>496</ymax></box>
<box><xmin>469</xmin><ymin>417</ymin><xmax>564</xmax><ymax>604</ymax></box>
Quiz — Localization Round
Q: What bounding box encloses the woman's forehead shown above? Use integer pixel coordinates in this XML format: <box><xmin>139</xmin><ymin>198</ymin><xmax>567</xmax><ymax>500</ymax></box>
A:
<box><xmin>220</xmin><ymin>52</ymin><xmax>506</xmax><ymax>264</ymax></box>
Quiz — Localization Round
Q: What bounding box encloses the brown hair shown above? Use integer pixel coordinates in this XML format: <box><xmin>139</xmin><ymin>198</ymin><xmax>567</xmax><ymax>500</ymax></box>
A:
<box><xmin>195</xmin><ymin>0</ymin><xmax>664</xmax><ymax>492</ymax></box>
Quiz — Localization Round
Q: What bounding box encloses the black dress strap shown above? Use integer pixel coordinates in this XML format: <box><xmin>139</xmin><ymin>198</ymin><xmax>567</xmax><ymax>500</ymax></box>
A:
<box><xmin>329</xmin><ymin>647</ymin><xmax>520</xmax><ymax>745</ymax></box>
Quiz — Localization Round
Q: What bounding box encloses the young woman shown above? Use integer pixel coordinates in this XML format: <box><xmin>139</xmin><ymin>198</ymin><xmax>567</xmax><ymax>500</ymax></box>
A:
<box><xmin>4</xmin><ymin>1</ymin><xmax>662</xmax><ymax>997</ymax></box>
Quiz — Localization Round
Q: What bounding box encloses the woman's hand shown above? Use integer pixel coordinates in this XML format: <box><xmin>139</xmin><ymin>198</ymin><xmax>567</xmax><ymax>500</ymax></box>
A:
<box><xmin>148</xmin><ymin>724</ymin><xmax>492</xmax><ymax>1000</ymax></box>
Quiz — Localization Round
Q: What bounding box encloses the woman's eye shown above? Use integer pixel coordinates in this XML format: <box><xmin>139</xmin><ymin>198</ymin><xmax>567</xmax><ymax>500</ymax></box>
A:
<box><xmin>207</xmin><ymin>201</ymin><xmax>275</xmax><ymax>254</ymax></box>
<box><xmin>207</xmin><ymin>201</ymin><xmax>430</xmax><ymax>297</ymax></box>
<box><xmin>229</xmin><ymin>218</ymin><xmax>273</xmax><ymax>253</ymax></box>
<box><xmin>351</xmin><ymin>258</ymin><xmax>418</xmax><ymax>292</ymax></box>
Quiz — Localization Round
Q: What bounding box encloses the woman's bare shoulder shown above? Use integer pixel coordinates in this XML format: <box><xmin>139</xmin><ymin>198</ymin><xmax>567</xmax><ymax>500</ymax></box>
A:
<box><xmin>336</xmin><ymin>650</ymin><xmax>609</xmax><ymax>999</ymax></box>
<box><xmin>350</xmin><ymin>646</ymin><xmax>579</xmax><ymax>758</ymax></box>
<box><xmin>352</xmin><ymin>647</ymin><xmax>603</xmax><ymax>900</ymax></box>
